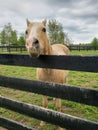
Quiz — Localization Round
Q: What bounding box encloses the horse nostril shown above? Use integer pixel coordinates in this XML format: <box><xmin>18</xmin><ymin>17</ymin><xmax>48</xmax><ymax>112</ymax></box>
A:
<box><xmin>33</xmin><ymin>38</ymin><xmax>39</xmax><ymax>45</ymax></box>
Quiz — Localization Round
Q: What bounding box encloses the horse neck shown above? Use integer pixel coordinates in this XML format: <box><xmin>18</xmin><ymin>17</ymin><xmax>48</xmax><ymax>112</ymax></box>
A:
<box><xmin>44</xmin><ymin>37</ymin><xmax>52</xmax><ymax>55</ymax></box>
<box><xmin>42</xmin><ymin>37</ymin><xmax>53</xmax><ymax>74</ymax></box>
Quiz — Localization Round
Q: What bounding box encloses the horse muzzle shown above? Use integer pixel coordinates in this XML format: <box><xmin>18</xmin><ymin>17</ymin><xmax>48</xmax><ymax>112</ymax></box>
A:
<box><xmin>26</xmin><ymin>38</ymin><xmax>40</xmax><ymax>58</ymax></box>
<box><xmin>29</xmin><ymin>45</ymin><xmax>40</xmax><ymax>58</ymax></box>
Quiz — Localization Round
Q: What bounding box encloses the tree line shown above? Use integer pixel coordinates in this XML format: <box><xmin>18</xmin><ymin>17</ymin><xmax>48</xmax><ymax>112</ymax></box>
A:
<box><xmin>0</xmin><ymin>19</ymin><xmax>98</xmax><ymax>47</ymax></box>
<box><xmin>0</xmin><ymin>23</ymin><xmax>25</xmax><ymax>46</ymax></box>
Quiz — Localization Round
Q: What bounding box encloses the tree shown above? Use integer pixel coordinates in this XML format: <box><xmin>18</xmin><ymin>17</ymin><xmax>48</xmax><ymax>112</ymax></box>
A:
<box><xmin>47</xmin><ymin>19</ymin><xmax>72</xmax><ymax>45</ymax></box>
<box><xmin>18</xmin><ymin>33</ymin><xmax>25</xmax><ymax>45</ymax></box>
<box><xmin>11</xmin><ymin>30</ymin><xmax>18</xmax><ymax>45</ymax></box>
<box><xmin>4</xmin><ymin>23</ymin><xmax>12</xmax><ymax>45</ymax></box>
<box><xmin>64</xmin><ymin>32</ymin><xmax>73</xmax><ymax>45</ymax></box>
<box><xmin>0</xmin><ymin>23</ymin><xmax>18</xmax><ymax>45</ymax></box>
<box><xmin>90</xmin><ymin>37</ymin><xmax>98</xmax><ymax>47</ymax></box>
<box><xmin>48</xmin><ymin>19</ymin><xmax>64</xmax><ymax>44</ymax></box>
<box><xmin>0</xmin><ymin>30</ymin><xmax>6</xmax><ymax>44</ymax></box>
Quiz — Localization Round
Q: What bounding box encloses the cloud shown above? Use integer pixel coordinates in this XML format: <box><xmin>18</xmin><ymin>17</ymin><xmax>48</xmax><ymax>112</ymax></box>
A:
<box><xmin>0</xmin><ymin>0</ymin><xmax>98</xmax><ymax>44</ymax></box>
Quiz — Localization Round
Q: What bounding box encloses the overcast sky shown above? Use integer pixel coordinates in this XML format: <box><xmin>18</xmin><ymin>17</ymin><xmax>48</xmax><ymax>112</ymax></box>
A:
<box><xmin>0</xmin><ymin>0</ymin><xmax>98</xmax><ymax>44</ymax></box>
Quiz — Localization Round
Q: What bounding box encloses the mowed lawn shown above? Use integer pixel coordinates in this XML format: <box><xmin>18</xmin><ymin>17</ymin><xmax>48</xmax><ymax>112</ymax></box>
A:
<box><xmin>0</xmin><ymin>50</ymin><xmax>98</xmax><ymax>130</ymax></box>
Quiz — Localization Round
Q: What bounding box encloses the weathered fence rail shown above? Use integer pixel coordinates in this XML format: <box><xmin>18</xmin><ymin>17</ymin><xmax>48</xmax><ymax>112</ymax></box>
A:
<box><xmin>0</xmin><ymin>54</ymin><xmax>98</xmax><ymax>130</ymax></box>
<box><xmin>0</xmin><ymin>54</ymin><xmax>98</xmax><ymax>72</ymax></box>
<box><xmin>0</xmin><ymin>75</ymin><xmax>98</xmax><ymax>107</ymax></box>
<box><xmin>0</xmin><ymin>96</ymin><xmax>98</xmax><ymax>130</ymax></box>
<box><xmin>0</xmin><ymin>116</ymin><xmax>35</xmax><ymax>130</ymax></box>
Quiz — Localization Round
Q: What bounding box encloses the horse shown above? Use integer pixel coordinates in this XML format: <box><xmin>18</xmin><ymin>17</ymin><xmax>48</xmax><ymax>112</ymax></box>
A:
<box><xmin>25</xmin><ymin>19</ymin><xmax>70</xmax><ymax>129</ymax></box>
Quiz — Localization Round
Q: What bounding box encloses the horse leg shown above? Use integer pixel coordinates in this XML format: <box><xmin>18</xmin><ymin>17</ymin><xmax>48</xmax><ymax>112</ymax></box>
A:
<box><xmin>40</xmin><ymin>96</ymin><xmax>48</xmax><ymax>126</ymax></box>
<box><xmin>55</xmin><ymin>98</ymin><xmax>64</xmax><ymax>130</ymax></box>
<box><xmin>56</xmin><ymin>98</ymin><xmax>61</xmax><ymax>112</ymax></box>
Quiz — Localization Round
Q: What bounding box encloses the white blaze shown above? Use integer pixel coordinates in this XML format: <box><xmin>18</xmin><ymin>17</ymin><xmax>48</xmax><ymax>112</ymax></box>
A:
<box><xmin>28</xmin><ymin>26</ymin><xmax>38</xmax><ymax>40</ymax></box>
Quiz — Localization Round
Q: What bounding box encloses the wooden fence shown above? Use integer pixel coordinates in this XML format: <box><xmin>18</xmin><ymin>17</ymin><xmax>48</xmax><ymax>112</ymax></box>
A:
<box><xmin>0</xmin><ymin>46</ymin><xmax>26</xmax><ymax>53</ymax></box>
<box><xmin>0</xmin><ymin>45</ymin><xmax>98</xmax><ymax>53</ymax></box>
<box><xmin>0</xmin><ymin>54</ymin><xmax>98</xmax><ymax>130</ymax></box>
<box><xmin>68</xmin><ymin>45</ymin><xmax>98</xmax><ymax>51</ymax></box>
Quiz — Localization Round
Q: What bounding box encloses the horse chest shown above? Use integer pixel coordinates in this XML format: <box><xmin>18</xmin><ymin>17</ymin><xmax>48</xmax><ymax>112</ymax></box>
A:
<box><xmin>40</xmin><ymin>69</ymin><xmax>55</xmax><ymax>81</ymax></box>
<box><xmin>37</xmin><ymin>68</ymin><xmax>65</xmax><ymax>83</ymax></box>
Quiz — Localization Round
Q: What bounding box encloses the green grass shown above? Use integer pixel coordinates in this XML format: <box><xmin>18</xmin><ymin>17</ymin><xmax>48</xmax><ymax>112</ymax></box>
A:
<box><xmin>68</xmin><ymin>71</ymin><xmax>98</xmax><ymax>89</ymax></box>
<box><xmin>71</xmin><ymin>50</ymin><xmax>98</xmax><ymax>55</ymax></box>
<box><xmin>0</xmin><ymin>50</ymin><xmax>98</xmax><ymax>130</ymax></box>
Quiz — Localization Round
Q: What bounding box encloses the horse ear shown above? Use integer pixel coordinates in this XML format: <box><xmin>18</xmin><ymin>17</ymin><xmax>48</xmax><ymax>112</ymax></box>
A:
<box><xmin>26</xmin><ymin>18</ymin><xmax>30</xmax><ymax>26</ymax></box>
<box><xmin>42</xmin><ymin>19</ymin><xmax>47</xmax><ymax>26</ymax></box>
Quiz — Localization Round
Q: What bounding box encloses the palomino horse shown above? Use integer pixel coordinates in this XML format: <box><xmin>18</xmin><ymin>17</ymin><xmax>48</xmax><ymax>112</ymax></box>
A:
<box><xmin>25</xmin><ymin>19</ymin><xmax>70</xmax><ymax>129</ymax></box>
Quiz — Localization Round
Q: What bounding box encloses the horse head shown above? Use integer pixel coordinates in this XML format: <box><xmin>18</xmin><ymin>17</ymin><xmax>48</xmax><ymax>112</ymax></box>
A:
<box><xmin>25</xmin><ymin>19</ymin><xmax>49</xmax><ymax>57</ymax></box>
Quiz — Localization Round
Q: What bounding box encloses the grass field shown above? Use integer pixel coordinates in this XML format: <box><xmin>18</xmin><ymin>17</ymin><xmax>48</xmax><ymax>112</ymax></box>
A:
<box><xmin>0</xmin><ymin>50</ymin><xmax>98</xmax><ymax>130</ymax></box>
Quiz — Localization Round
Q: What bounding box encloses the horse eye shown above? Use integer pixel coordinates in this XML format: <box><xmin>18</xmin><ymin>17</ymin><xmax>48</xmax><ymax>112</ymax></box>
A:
<box><xmin>25</xmin><ymin>30</ymin><xmax>28</xmax><ymax>35</ymax></box>
<box><xmin>42</xmin><ymin>28</ymin><xmax>46</xmax><ymax>32</ymax></box>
